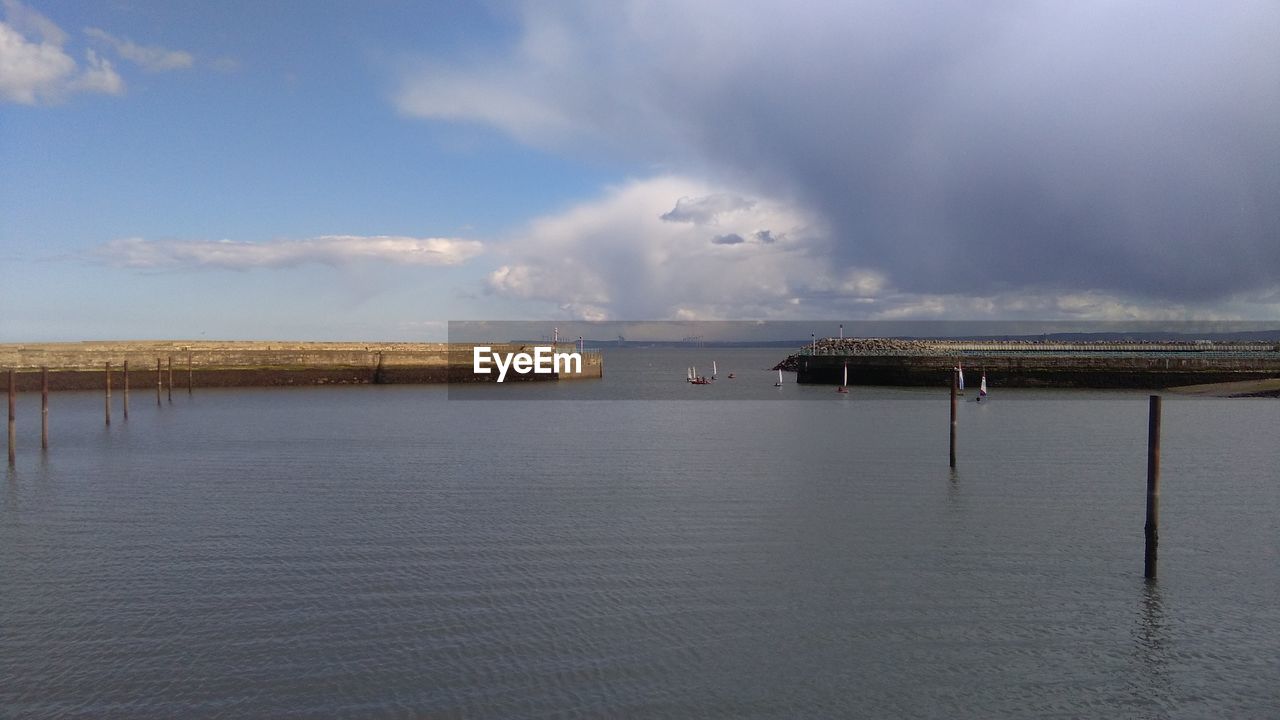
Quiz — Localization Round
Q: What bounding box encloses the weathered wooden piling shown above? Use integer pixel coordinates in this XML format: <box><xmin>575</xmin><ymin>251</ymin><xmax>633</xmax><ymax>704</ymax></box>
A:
<box><xmin>167</xmin><ymin>356</ymin><xmax>173</xmax><ymax>402</ymax></box>
<box><xmin>123</xmin><ymin>360</ymin><xmax>130</xmax><ymax>420</ymax></box>
<box><xmin>949</xmin><ymin>369</ymin><xmax>958</xmax><ymax>468</ymax></box>
<box><xmin>1144</xmin><ymin>395</ymin><xmax>1161</xmax><ymax>579</ymax></box>
<box><xmin>7</xmin><ymin>368</ymin><xmax>14</xmax><ymax>465</ymax></box>
<box><xmin>41</xmin><ymin>367</ymin><xmax>49</xmax><ymax>450</ymax></box>
<box><xmin>187</xmin><ymin>351</ymin><xmax>193</xmax><ymax>394</ymax></box>
<box><xmin>105</xmin><ymin>361</ymin><xmax>111</xmax><ymax>426</ymax></box>
<box><xmin>156</xmin><ymin>358</ymin><xmax>162</xmax><ymax>405</ymax></box>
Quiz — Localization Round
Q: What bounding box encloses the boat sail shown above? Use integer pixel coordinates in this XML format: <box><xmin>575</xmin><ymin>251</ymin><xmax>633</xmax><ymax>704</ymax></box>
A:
<box><xmin>978</xmin><ymin>372</ymin><xmax>988</xmax><ymax>400</ymax></box>
<box><xmin>837</xmin><ymin>362</ymin><xmax>849</xmax><ymax>393</ymax></box>
<box><xmin>775</xmin><ymin>368</ymin><xmax>783</xmax><ymax>387</ymax></box>
<box><xmin>712</xmin><ymin>361</ymin><xmax>717</xmax><ymax>380</ymax></box>
<box><xmin>956</xmin><ymin>361</ymin><xmax>966</xmax><ymax>395</ymax></box>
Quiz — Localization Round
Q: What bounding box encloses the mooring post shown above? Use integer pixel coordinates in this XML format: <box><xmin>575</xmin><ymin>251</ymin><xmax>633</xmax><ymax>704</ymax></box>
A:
<box><xmin>123</xmin><ymin>360</ymin><xmax>130</xmax><ymax>420</ymax></box>
<box><xmin>7</xmin><ymin>368</ymin><xmax>15</xmax><ymax>466</ymax></box>
<box><xmin>187</xmin><ymin>351</ymin><xmax>193</xmax><ymax>394</ymax></box>
<box><xmin>1144</xmin><ymin>395</ymin><xmax>1161</xmax><ymax>579</ymax></box>
<box><xmin>105</xmin><ymin>361</ymin><xmax>111</xmax><ymax>426</ymax></box>
<box><xmin>156</xmin><ymin>358</ymin><xmax>162</xmax><ymax>406</ymax></box>
<box><xmin>167</xmin><ymin>356</ymin><xmax>173</xmax><ymax>403</ymax></box>
<box><xmin>949</xmin><ymin>369</ymin><xmax>958</xmax><ymax>468</ymax></box>
<box><xmin>41</xmin><ymin>366</ymin><xmax>49</xmax><ymax>450</ymax></box>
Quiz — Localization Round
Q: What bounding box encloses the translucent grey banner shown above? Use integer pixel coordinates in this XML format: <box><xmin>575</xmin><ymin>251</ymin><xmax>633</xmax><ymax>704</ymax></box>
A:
<box><xmin>445</xmin><ymin>321</ymin><xmax>1280</xmax><ymax>400</ymax></box>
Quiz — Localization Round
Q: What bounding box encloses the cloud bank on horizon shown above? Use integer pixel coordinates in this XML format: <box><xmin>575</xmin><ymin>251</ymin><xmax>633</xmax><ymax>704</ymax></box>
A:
<box><xmin>399</xmin><ymin>0</ymin><xmax>1280</xmax><ymax>321</ymax></box>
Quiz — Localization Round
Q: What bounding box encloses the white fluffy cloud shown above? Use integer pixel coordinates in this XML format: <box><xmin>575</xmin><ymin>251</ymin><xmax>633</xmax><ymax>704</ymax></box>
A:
<box><xmin>486</xmin><ymin>176</ymin><xmax>860</xmax><ymax>320</ymax></box>
<box><xmin>96</xmin><ymin>235</ymin><xmax>484</xmax><ymax>270</ymax></box>
<box><xmin>0</xmin><ymin>1</ymin><xmax>121</xmax><ymax>104</ymax></box>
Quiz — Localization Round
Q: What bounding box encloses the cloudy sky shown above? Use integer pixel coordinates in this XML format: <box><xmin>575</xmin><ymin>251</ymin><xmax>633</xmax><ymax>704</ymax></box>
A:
<box><xmin>2</xmin><ymin>0</ymin><xmax>1277</xmax><ymax>340</ymax></box>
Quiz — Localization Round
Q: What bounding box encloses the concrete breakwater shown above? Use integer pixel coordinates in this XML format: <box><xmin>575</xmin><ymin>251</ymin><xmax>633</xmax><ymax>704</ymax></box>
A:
<box><xmin>0</xmin><ymin>341</ymin><xmax>603</xmax><ymax>391</ymax></box>
<box><xmin>776</xmin><ymin>338</ymin><xmax>1280</xmax><ymax>389</ymax></box>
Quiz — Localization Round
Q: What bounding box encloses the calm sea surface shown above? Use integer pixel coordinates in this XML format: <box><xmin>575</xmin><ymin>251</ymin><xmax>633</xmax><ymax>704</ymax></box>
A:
<box><xmin>2</xmin><ymin>348</ymin><xmax>1277</xmax><ymax>718</ymax></box>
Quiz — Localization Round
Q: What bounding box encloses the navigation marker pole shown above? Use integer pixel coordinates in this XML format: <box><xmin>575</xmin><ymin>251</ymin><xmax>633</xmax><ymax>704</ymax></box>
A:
<box><xmin>7</xmin><ymin>368</ymin><xmax>14</xmax><ymax>466</ymax></box>
<box><xmin>1144</xmin><ymin>395</ymin><xmax>1162</xmax><ymax>580</ymax></box>
<box><xmin>949</xmin><ymin>369</ymin><xmax>958</xmax><ymax>468</ymax></box>
<box><xmin>41</xmin><ymin>367</ymin><xmax>49</xmax><ymax>451</ymax></box>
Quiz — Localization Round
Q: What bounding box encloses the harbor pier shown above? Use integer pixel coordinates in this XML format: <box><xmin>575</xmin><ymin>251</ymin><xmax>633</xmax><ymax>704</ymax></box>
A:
<box><xmin>778</xmin><ymin>338</ymin><xmax>1280</xmax><ymax>389</ymax></box>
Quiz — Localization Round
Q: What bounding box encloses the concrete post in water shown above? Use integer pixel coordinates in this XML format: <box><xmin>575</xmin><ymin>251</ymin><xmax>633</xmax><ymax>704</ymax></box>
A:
<box><xmin>167</xmin><ymin>356</ymin><xmax>173</xmax><ymax>403</ymax></box>
<box><xmin>105</xmin><ymin>361</ymin><xmax>111</xmax><ymax>426</ymax></box>
<box><xmin>156</xmin><ymin>358</ymin><xmax>162</xmax><ymax>406</ymax></box>
<box><xmin>7</xmin><ymin>368</ymin><xmax>14</xmax><ymax>465</ymax></box>
<box><xmin>949</xmin><ymin>369</ymin><xmax>958</xmax><ymax>468</ymax></box>
<box><xmin>123</xmin><ymin>360</ymin><xmax>130</xmax><ymax>420</ymax></box>
<box><xmin>1144</xmin><ymin>395</ymin><xmax>1161</xmax><ymax>580</ymax></box>
<box><xmin>41</xmin><ymin>367</ymin><xmax>49</xmax><ymax>450</ymax></box>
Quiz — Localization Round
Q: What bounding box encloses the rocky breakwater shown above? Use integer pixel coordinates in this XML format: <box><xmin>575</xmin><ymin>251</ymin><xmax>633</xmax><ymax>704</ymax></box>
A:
<box><xmin>775</xmin><ymin>338</ymin><xmax>1280</xmax><ymax>389</ymax></box>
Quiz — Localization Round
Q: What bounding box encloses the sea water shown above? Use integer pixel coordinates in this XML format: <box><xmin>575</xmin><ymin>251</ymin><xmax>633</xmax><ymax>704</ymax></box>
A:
<box><xmin>2</xmin><ymin>349</ymin><xmax>1277</xmax><ymax>718</ymax></box>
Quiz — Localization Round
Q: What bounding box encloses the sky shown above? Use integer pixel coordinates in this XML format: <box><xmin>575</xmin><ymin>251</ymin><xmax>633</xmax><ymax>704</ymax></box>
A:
<box><xmin>2</xmin><ymin>0</ymin><xmax>1277</xmax><ymax>341</ymax></box>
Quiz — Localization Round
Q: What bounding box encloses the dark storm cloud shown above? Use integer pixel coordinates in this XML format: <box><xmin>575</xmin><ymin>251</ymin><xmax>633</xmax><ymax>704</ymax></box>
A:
<box><xmin>711</xmin><ymin>233</ymin><xmax>744</xmax><ymax>245</ymax></box>
<box><xmin>663</xmin><ymin>2</ymin><xmax>1280</xmax><ymax>303</ymax></box>
<box><xmin>754</xmin><ymin>230</ymin><xmax>777</xmax><ymax>244</ymax></box>
<box><xmin>403</xmin><ymin>1</ymin><xmax>1280</xmax><ymax>311</ymax></box>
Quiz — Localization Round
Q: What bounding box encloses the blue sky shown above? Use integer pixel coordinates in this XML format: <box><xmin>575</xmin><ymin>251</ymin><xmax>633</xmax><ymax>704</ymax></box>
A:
<box><xmin>2</xmin><ymin>1</ymin><xmax>1277</xmax><ymax>341</ymax></box>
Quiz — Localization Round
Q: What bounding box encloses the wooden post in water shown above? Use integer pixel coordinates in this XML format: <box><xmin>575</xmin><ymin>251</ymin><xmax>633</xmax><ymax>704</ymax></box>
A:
<box><xmin>1144</xmin><ymin>395</ymin><xmax>1161</xmax><ymax>579</ymax></box>
<box><xmin>167</xmin><ymin>356</ymin><xmax>173</xmax><ymax>403</ymax></box>
<box><xmin>123</xmin><ymin>360</ymin><xmax>130</xmax><ymax>420</ymax></box>
<box><xmin>105</xmin><ymin>361</ymin><xmax>111</xmax><ymax>426</ymax></box>
<box><xmin>949</xmin><ymin>369</ymin><xmax>958</xmax><ymax>468</ymax></box>
<box><xmin>41</xmin><ymin>367</ymin><xmax>49</xmax><ymax>450</ymax></box>
<box><xmin>7</xmin><ymin>368</ymin><xmax>14</xmax><ymax>465</ymax></box>
<box><xmin>187</xmin><ymin>351</ymin><xmax>193</xmax><ymax>395</ymax></box>
<box><xmin>156</xmin><ymin>358</ymin><xmax>162</xmax><ymax>406</ymax></box>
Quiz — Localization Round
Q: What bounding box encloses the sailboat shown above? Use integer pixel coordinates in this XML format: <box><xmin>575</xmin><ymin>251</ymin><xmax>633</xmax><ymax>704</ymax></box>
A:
<box><xmin>956</xmin><ymin>361</ymin><xmax>966</xmax><ymax>396</ymax></box>
<box><xmin>687</xmin><ymin>366</ymin><xmax>693</xmax><ymax>383</ymax></box>
<box><xmin>774</xmin><ymin>368</ymin><xmax>783</xmax><ymax>387</ymax></box>
<box><xmin>689</xmin><ymin>365</ymin><xmax>711</xmax><ymax>385</ymax></box>
<box><xmin>978</xmin><ymin>372</ymin><xmax>988</xmax><ymax>401</ymax></box>
<box><xmin>836</xmin><ymin>362</ymin><xmax>849</xmax><ymax>393</ymax></box>
<box><xmin>711</xmin><ymin>361</ymin><xmax>718</xmax><ymax>380</ymax></box>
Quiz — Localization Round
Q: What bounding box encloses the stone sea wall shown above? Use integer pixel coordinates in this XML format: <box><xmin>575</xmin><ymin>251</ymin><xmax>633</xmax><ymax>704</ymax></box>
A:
<box><xmin>0</xmin><ymin>341</ymin><xmax>602</xmax><ymax>390</ymax></box>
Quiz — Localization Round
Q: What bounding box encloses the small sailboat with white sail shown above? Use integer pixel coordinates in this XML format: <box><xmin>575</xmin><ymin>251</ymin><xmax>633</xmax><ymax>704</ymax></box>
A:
<box><xmin>955</xmin><ymin>361</ymin><xmax>966</xmax><ymax>396</ymax></box>
<box><xmin>977</xmin><ymin>372</ymin><xmax>988</xmax><ymax>401</ymax></box>
<box><xmin>836</xmin><ymin>362</ymin><xmax>849</xmax><ymax>393</ymax></box>
<box><xmin>688</xmin><ymin>365</ymin><xmax>711</xmax><ymax>385</ymax></box>
<box><xmin>775</xmin><ymin>368</ymin><xmax>783</xmax><ymax>387</ymax></box>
